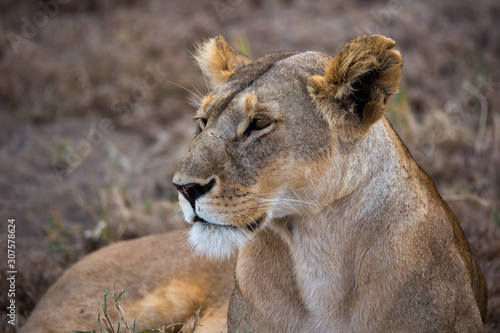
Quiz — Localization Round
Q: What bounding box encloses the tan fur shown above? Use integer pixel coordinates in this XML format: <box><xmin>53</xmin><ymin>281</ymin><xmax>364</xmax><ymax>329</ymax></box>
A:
<box><xmin>175</xmin><ymin>34</ymin><xmax>487</xmax><ymax>332</ymax></box>
<box><xmin>23</xmin><ymin>35</ymin><xmax>487</xmax><ymax>333</ymax></box>
<box><xmin>243</xmin><ymin>93</ymin><xmax>258</xmax><ymax>113</ymax></box>
<box><xmin>200</xmin><ymin>94</ymin><xmax>215</xmax><ymax>112</ymax></box>
<box><xmin>308</xmin><ymin>35</ymin><xmax>402</xmax><ymax>140</ymax></box>
<box><xmin>194</xmin><ymin>35</ymin><xmax>251</xmax><ymax>89</ymax></box>
<box><xmin>20</xmin><ymin>231</ymin><xmax>234</xmax><ymax>332</ymax></box>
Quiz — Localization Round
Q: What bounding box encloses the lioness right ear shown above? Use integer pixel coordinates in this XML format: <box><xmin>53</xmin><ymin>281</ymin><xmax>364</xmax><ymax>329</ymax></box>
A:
<box><xmin>194</xmin><ymin>35</ymin><xmax>252</xmax><ymax>89</ymax></box>
<box><xmin>308</xmin><ymin>35</ymin><xmax>402</xmax><ymax>140</ymax></box>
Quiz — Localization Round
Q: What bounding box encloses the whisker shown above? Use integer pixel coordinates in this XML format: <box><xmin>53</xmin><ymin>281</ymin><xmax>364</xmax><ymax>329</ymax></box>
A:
<box><xmin>201</xmin><ymin>70</ymin><xmax>211</xmax><ymax>95</ymax></box>
<box><xmin>246</xmin><ymin>188</ymin><xmax>305</xmax><ymax>197</ymax></box>
<box><xmin>189</xmin><ymin>48</ymin><xmax>212</xmax><ymax>95</ymax></box>
<box><xmin>254</xmin><ymin>198</ymin><xmax>326</xmax><ymax>207</ymax></box>
<box><xmin>166</xmin><ymin>79</ymin><xmax>203</xmax><ymax>100</ymax></box>
<box><xmin>184</xmin><ymin>77</ymin><xmax>204</xmax><ymax>99</ymax></box>
<box><xmin>226</xmin><ymin>197</ymin><xmax>262</xmax><ymax>227</ymax></box>
<box><xmin>186</xmin><ymin>96</ymin><xmax>202</xmax><ymax>108</ymax></box>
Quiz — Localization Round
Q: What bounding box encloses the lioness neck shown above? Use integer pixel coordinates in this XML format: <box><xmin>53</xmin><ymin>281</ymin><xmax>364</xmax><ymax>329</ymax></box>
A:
<box><xmin>242</xmin><ymin>118</ymin><xmax>433</xmax><ymax>330</ymax></box>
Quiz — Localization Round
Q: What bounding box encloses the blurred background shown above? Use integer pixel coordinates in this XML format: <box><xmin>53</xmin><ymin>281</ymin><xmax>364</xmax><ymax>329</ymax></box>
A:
<box><xmin>0</xmin><ymin>0</ymin><xmax>499</xmax><ymax>331</ymax></box>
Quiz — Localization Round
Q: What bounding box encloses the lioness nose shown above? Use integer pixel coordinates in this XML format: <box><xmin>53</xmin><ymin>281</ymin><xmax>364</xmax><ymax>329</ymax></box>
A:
<box><xmin>173</xmin><ymin>179</ymin><xmax>215</xmax><ymax>210</ymax></box>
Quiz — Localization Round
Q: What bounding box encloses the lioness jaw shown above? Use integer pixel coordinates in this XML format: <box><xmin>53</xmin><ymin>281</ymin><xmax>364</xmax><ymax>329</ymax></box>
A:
<box><xmin>22</xmin><ymin>35</ymin><xmax>487</xmax><ymax>333</ymax></box>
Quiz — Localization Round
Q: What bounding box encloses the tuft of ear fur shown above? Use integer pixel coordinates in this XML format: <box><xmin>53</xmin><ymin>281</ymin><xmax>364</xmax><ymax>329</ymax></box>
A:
<box><xmin>308</xmin><ymin>35</ymin><xmax>402</xmax><ymax>140</ymax></box>
<box><xmin>194</xmin><ymin>35</ymin><xmax>252</xmax><ymax>89</ymax></box>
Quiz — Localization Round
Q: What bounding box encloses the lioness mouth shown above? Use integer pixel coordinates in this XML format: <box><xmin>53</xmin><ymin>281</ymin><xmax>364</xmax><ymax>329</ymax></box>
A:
<box><xmin>193</xmin><ymin>215</ymin><xmax>264</xmax><ymax>232</ymax></box>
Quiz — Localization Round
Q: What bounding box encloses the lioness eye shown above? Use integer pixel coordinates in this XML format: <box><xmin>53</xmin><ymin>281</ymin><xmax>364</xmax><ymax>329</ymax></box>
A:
<box><xmin>249</xmin><ymin>116</ymin><xmax>273</xmax><ymax>131</ymax></box>
<box><xmin>198</xmin><ymin>118</ymin><xmax>208</xmax><ymax>129</ymax></box>
<box><xmin>195</xmin><ymin>118</ymin><xmax>208</xmax><ymax>136</ymax></box>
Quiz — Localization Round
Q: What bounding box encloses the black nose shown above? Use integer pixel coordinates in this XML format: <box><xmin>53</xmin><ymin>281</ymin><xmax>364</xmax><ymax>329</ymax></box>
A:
<box><xmin>174</xmin><ymin>179</ymin><xmax>216</xmax><ymax>210</ymax></box>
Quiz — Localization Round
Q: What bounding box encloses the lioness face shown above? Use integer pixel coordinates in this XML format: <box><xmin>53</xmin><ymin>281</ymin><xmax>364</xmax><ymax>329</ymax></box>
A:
<box><xmin>174</xmin><ymin>36</ymin><xmax>402</xmax><ymax>258</ymax></box>
<box><xmin>174</xmin><ymin>51</ymin><xmax>336</xmax><ymax>258</ymax></box>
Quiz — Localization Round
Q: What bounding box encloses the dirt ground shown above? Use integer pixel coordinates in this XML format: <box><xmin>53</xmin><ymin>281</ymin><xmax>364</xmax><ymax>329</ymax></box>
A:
<box><xmin>0</xmin><ymin>0</ymin><xmax>499</xmax><ymax>331</ymax></box>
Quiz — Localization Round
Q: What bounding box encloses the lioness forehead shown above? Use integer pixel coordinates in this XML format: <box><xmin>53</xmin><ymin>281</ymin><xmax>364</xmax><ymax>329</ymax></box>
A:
<box><xmin>203</xmin><ymin>51</ymin><xmax>331</xmax><ymax>117</ymax></box>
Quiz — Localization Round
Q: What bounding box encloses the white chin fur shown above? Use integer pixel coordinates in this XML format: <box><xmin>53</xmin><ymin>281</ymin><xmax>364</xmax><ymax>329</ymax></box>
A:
<box><xmin>188</xmin><ymin>222</ymin><xmax>250</xmax><ymax>259</ymax></box>
<box><xmin>178</xmin><ymin>194</ymin><xmax>195</xmax><ymax>222</ymax></box>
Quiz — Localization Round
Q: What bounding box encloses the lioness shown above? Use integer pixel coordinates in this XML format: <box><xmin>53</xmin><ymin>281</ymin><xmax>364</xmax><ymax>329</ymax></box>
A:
<box><xmin>22</xmin><ymin>35</ymin><xmax>487</xmax><ymax>332</ymax></box>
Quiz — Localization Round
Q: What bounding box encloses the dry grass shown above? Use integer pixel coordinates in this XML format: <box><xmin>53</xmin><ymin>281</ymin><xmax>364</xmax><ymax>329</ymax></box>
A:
<box><xmin>0</xmin><ymin>0</ymin><xmax>499</xmax><ymax>332</ymax></box>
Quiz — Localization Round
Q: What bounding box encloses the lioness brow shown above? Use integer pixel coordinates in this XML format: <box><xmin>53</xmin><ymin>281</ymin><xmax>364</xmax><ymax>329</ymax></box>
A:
<box><xmin>206</xmin><ymin>51</ymin><xmax>299</xmax><ymax>118</ymax></box>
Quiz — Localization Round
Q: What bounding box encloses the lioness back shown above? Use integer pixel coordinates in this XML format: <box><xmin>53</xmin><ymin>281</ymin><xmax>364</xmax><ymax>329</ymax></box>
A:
<box><xmin>20</xmin><ymin>230</ymin><xmax>234</xmax><ymax>333</ymax></box>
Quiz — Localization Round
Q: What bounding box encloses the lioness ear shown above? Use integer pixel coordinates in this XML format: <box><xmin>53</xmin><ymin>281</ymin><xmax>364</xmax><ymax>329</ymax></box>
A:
<box><xmin>308</xmin><ymin>35</ymin><xmax>402</xmax><ymax>139</ymax></box>
<box><xmin>194</xmin><ymin>35</ymin><xmax>252</xmax><ymax>89</ymax></box>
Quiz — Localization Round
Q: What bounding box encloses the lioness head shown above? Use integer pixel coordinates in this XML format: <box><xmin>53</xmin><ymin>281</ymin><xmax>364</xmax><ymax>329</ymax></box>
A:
<box><xmin>173</xmin><ymin>35</ymin><xmax>402</xmax><ymax>258</ymax></box>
